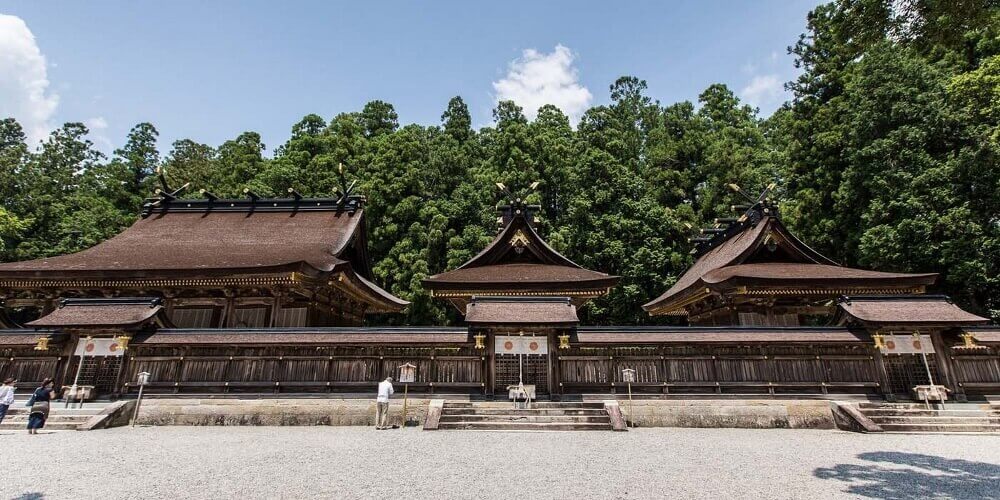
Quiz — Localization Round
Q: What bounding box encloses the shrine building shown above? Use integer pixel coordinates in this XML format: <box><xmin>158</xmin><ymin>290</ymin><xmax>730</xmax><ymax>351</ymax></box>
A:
<box><xmin>0</xmin><ymin>183</ymin><xmax>997</xmax><ymax>404</ymax></box>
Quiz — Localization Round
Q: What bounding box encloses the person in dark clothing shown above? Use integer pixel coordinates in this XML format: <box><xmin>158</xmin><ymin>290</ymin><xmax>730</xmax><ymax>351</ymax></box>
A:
<box><xmin>26</xmin><ymin>378</ymin><xmax>56</xmax><ymax>434</ymax></box>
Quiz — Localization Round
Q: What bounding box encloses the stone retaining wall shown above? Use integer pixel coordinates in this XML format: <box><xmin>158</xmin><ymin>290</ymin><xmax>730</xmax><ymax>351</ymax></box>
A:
<box><xmin>137</xmin><ymin>398</ymin><xmax>837</xmax><ymax>429</ymax></box>
<box><xmin>138</xmin><ymin>398</ymin><xmax>431</xmax><ymax>427</ymax></box>
<box><xmin>617</xmin><ymin>399</ymin><xmax>837</xmax><ymax>429</ymax></box>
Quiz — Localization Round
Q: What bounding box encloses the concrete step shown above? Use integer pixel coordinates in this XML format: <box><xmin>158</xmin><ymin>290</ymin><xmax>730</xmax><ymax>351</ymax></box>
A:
<box><xmin>870</xmin><ymin>416</ymin><xmax>1000</xmax><ymax>425</ymax></box>
<box><xmin>879</xmin><ymin>423</ymin><xmax>1000</xmax><ymax>433</ymax></box>
<box><xmin>439</xmin><ymin>414</ymin><xmax>610</xmax><ymax>424</ymax></box>
<box><xmin>437</xmin><ymin>421</ymin><xmax>612</xmax><ymax>431</ymax></box>
<box><xmin>442</xmin><ymin>408</ymin><xmax>607</xmax><ymax>416</ymax></box>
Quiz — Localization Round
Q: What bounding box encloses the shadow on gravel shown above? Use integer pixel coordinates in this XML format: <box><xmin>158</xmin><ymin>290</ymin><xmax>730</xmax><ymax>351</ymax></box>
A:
<box><xmin>814</xmin><ymin>451</ymin><xmax>1000</xmax><ymax>499</ymax></box>
<box><xmin>12</xmin><ymin>493</ymin><xmax>44</xmax><ymax>500</ymax></box>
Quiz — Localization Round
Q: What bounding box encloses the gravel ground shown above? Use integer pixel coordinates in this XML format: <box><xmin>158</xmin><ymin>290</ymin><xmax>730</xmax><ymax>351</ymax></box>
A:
<box><xmin>1</xmin><ymin>427</ymin><xmax>998</xmax><ymax>499</ymax></box>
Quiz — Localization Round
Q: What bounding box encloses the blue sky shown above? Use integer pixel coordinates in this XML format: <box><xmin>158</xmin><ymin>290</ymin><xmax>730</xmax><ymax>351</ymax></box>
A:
<box><xmin>1</xmin><ymin>1</ymin><xmax>821</xmax><ymax>155</ymax></box>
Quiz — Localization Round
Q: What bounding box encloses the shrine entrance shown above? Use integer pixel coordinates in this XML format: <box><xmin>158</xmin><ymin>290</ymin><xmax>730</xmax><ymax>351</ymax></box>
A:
<box><xmin>490</xmin><ymin>331</ymin><xmax>554</xmax><ymax>398</ymax></box>
<box><xmin>877</xmin><ymin>332</ymin><xmax>943</xmax><ymax>399</ymax></box>
<box><xmin>884</xmin><ymin>353</ymin><xmax>939</xmax><ymax>397</ymax></box>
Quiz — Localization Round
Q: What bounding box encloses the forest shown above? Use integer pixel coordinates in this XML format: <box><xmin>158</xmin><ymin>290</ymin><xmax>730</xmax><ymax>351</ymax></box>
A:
<box><xmin>0</xmin><ymin>0</ymin><xmax>997</xmax><ymax>325</ymax></box>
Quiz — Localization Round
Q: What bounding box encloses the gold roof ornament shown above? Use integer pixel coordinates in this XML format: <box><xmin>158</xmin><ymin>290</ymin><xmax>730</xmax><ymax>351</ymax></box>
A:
<box><xmin>509</xmin><ymin>229</ymin><xmax>531</xmax><ymax>252</ymax></box>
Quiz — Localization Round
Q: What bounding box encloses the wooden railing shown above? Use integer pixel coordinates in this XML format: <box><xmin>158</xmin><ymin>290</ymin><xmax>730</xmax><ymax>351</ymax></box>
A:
<box><xmin>951</xmin><ymin>346</ymin><xmax>1000</xmax><ymax>396</ymax></box>
<box><xmin>0</xmin><ymin>348</ymin><xmax>63</xmax><ymax>390</ymax></box>
<box><xmin>118</xmin><ymin>345</ymin><xmax>486</xmax><ymax>395</ymax></box>
<box><xmin>556</xmin><ymin>345</ymin><xmax>882</xmax><ymax>395</ymax></box>
<box><xmin>5</xmin><ymin>340</ymin><xmax>999</xmax><ymax>399</ymax></box>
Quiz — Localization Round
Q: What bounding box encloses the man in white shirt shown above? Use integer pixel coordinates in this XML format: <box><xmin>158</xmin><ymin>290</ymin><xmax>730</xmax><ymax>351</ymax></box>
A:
<box><xmin>375</xmin><ymin>377</ymin><xmax>394</xmax><ymax>430</ymax></box>
<box><xmin>0</xmin><ymin>377</ymin><xmax>16</xmax><ymax>424</ymax></box>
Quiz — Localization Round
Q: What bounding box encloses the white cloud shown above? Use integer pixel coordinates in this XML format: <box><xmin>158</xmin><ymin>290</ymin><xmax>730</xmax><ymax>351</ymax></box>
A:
<box><xmin>85</xmin><ymin>116</ymin><xmax>113</xmax><ymax>154</ymax></box>
<box><xmin>85</xmin><ymin>116</ymin><xmax>108</xmax><ymax>130</ymax></box>
<box><xmin>493</xmin><ymin>44</ymin><xmax>592</xmax><ymax>124</ymax></box>
<box><xmin>0</xmin><ymin>14</ymin><xmax>58</xmax><ymax>147</ymax></box>
<box><xmin>740</xmin><ymin>74</ymin><xmax>784</xmax><ymax>111</ymax></box>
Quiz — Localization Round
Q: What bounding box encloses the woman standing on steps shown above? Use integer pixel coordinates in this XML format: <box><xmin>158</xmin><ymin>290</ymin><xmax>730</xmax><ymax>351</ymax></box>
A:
<box><xmin>26</xmin><ymin>378</ymin><xmax>55</xmax><ymax>435</ymax></box>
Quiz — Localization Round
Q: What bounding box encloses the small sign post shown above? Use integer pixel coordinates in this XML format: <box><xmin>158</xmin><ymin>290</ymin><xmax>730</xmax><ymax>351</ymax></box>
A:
<box><xmin>131</xmin><ymin>371</ymin><xmax>151</xmax><ymax>428</ymax></box>
<box><xmin>398</xmin><ymin>363</ymin><xmax>416</xmax><ymax>427</ymax></box>
<box><xmin>622</xmin><ymin>368</ymin><xmax>637</xmax><ymax>427</ymax></box>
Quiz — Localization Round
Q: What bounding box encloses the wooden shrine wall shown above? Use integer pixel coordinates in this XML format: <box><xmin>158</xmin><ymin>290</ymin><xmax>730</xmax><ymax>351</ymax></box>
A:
<box><xmin>4</xmin><ymin>342</ymin><xmax>1000</xmax><ymax>398</ymax></box>
<box><xmin>556</xmin><ymin>344</ymin><xmax>884</xmax><ymax>396</ymax></box>
<box><xmin>0</xmin><ymin>346</ymin><xmax>62</xmax><ymax>389</ymax></box>
<box><xmin>118</xmin><ymin>345</ymin><xmax>486</xmax><ymax>395</ymax></box>
<box><xmin>950</xmin><ymin>345</ymin><xmax>1000</xmax><ymax>397</ymax></box>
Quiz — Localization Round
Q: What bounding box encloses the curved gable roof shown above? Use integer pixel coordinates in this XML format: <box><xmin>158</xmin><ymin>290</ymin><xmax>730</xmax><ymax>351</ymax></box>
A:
<box><xmin>644</xmin><ymin>216</ymin><xmax>936</xmax><ymax>315</ymax></box>
<box><xmin>423</xmin><ymin>211</ymin><xmax>617</xmax><ymax>293</ymax></box>
<box><xmin>0</xmin><ymin>196</ymin><xmax>408</xmax><ymax>312</ymax></box>
<box><xmin>0</xmin><ymin>209</ymin><xmax>362</xmax><ymax>278</ymax></box>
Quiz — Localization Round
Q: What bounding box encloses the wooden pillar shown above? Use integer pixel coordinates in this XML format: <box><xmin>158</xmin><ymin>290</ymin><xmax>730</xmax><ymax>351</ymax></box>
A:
<box><xmin>269</xmin><ymin>292</ymin><xmax>283</xmax><ymax>328</ymax></box>
<box><xmin>111</xmin><ymin>329</ymin><xmax>129</xmax><ymax>398</ymax></box>
<box><xmin>486</xmin><ymin>329</ymin><xmax>496</xmax><ymax>398</ymax></box>
<box><xmin>607</xmin><ymin>349</ymin><xmax>616</xmax><ymax>395</ymax></box>
<box><xmin>930</xmin><ymin>330</ymin><xmax>965</xmax><ymax>402</ymax></box>
<box><xmin>872</xmin><ymin>346</ymin><xmax>896</xmax><ymax>402</ymax></box>
<box><xmin>54</xmin><ymin>332</ymin><xmax>78</xmax><ymax>390</ymax></box>
<box><xmin>221</xmin><ymin>290</ymin><xmax>236</xmax><ymax>328</ymax></box>
<box><xmin>547</xmin><ymin>330</ymin><xmax>559</xmax><ymax>401</ymax></box>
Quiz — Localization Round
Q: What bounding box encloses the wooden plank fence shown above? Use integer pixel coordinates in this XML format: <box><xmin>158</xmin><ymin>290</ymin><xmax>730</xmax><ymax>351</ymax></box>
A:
<box><xmin>4</xmin><ymin>341</ymin><xmax>1000</xmax><ymax>398</ymax></box>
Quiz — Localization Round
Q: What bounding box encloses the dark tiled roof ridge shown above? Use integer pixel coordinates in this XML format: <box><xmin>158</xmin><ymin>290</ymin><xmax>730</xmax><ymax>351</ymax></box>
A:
<box><xmin>839</xmin><ymin>294</ymin><xmax>952</xmax><ymax>302</ymax></box>
<box><xmin>141</xmin><ymin>194</ymin><xmax>365</xmax><ymax>217</ymax></box>
<box><xmin>454</xmin><ymin>212</ymin><xmax>580</xmax><ymax>271</ymax></box>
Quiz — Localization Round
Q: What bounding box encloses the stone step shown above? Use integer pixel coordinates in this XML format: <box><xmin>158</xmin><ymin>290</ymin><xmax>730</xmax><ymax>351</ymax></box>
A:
<box><xmin>0</xmin><ymin>421</ymin><xmax>83</xmax><ymax>431</ymax></box>
<box><xmin>442</xmin><ymin>408</ymin><xmax>607</xmax><ymax>416</ymax></box>
<box><xmin>443</xmin><ymin>402</ymin><xmax>606</xmax><ymax>409</ymax></box>
<box><xmin>879</xmin><ymin>423</ymin><xmax>1000</xmax><ymax>433</ymax></box>
<box><xmin>869</xmin><ymin>416</ymin><xmax>1000</xmax><ymax>425</ymax></box>
<box><xmin>858</xmin><ymin>402</ymin><xmax>994</xmax><ymax>410</ymax></box>
<box><xmin>5</xmin><ymin>408</ymin><xmax>106</xmax><ymax>416</ymax></box>
<box><xmin>861</xmin><ymin>409</ymin><xmax>1000</xmax><ymax>417</ymax></box>
<box><xmin>437</xmin><ymin>421</ymin><xmax>612</xmax><ymax>431</ymax></box>
<box><xmin>1</xmin><ymin>414</ymin><xmax>91</xmax><ymax>422</ymax></box>
<box><xmin>439</xmin><ymin>414</ymin><xmax>610</xmax><ymax>424</ymax></box>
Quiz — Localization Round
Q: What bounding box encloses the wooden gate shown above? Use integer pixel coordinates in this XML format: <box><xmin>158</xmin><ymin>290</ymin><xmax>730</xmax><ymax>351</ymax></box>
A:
<box><xmin>883</xmin><ymin>353</ymin><xmax>938</xmax><ymax>397</ymax></box>
<box><xmin>494</xmin><ymin>353</ymin><xmax>548</xmax><ymax>394</ymax></box>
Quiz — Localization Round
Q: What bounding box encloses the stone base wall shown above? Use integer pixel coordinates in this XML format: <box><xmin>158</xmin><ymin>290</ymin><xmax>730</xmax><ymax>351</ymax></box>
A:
<box><xmin>616</xmin><ymin>399</ymin><xmax>837</xmax><ymax>429</ymax></box>
<box><xmin>137</xmin><ymin>398</ymin><xmax>432</xmax><ymax>427</ymax></box>
<box><xmin>137</xmin><ymin>398</ymin><xmax>837</xmax><ymax>429</ymax></box>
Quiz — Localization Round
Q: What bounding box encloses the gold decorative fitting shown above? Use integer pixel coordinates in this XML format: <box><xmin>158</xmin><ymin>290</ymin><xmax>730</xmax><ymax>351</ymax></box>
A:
<box><xmin>509</xmin><ymin>229</ymin><xmax>530</xmax><ymax>250</ymax></box>
<box><xmin>764</xmin><ymin>232</ymin><xmax>778</xmax><ymax>252</ymax></box>
<box><xmin>957</xmin><ymin>332</ymin><xmax>985</xmax><ymax>350</ymax></box>
<box><xmin>33</xmin><ymin>336</ymin><xmax>50</xmax><ymax>351</ymax></box>
<box><xmin>473</xmin><ymin>333</ymin><xmax>486</xmax><ymax>350</ymax></box>
<box><xmin>116</xmin><ymin>335</ymin><xmax>131</xmax><ymax>351</ymax></box>
<box><xmin>872</xmin><ymin>333</ymin><xmax>886</xmax><ymax>350</ymax></box>
<box><xmin>558</xmin><ymin>334</ymin><xmax>571</xmax><ymax>349</ymax></box>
